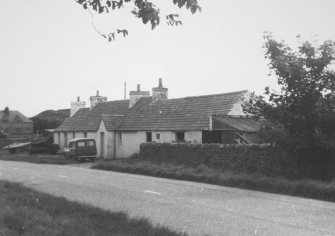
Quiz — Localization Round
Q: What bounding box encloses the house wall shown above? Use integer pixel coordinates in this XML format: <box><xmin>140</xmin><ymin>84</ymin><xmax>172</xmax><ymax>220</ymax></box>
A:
<box><xmin>96</xmin><ymin>121</ymin><xmax>115</xmax><ymax>159</ymax></box>
<box><xmin>115</xmin><ymin>130</ymin><xmax>202</xmax><ymax>158</ymax></box>
<box><xmin>150</xmin><ymin>131</ymin><xmax>202</xmax><ymax>144</ymax></box>
<box><xmin>185</xmin><ymin>131</ymin><xmax>202</xmax><ymax>143</ymax></box>
<box><xmin>55</xmin><ymin>131</ymin><xmax>96</xmax><ymax>149</ymax></box>
<box><xmin>54</xmin><ymin>128</ymin><xmax>115</xmax><ymax>159</ymax></box>
<box><xmin>1</xmin><ymin>122</ymin><xmax>33</xmax><ymax>137</ymax></box>
<box><xmin>54</xmin><ymin>132</ymin><xmax>59</xmax><ymax>145</ymax></box>
<box><xmin>116</xmin><ymin>131</ymin><xmax>146</xmax><ymax>158</ymax></box>
<box><xmin>55</xmin><ymin>129</ymin><xmax>202</xmax><ymax>158</ymax></box>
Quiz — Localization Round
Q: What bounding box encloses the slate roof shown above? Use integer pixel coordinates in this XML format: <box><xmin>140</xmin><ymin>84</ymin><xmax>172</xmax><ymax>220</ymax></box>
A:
<box><xmin>102</xmin><ymin>115</ymin><xmax>124</xmax><ymax>131</ymax></box>
<box><xmin>55</xmin><ymin>90</ymin><xmax>249</xmax><ymax>132</ymax></box>
<box><xmin>0</xmin><ymin>110</ymin><xmax>32</xmax><ymax>123</ymax></box>
<box><xmin>118</xmin><ymin>90</ymin><xmax>248</xmax><ymax>131</ymax></box>
<box><xmin>55</xmin><ymin>100</ymin><xmax>129</xmax><ymax>132</ymax></box>
<box><xmin>212</xmin><ymin>116</ymin><xmax>262</xmax><ymax>132</ymax></box>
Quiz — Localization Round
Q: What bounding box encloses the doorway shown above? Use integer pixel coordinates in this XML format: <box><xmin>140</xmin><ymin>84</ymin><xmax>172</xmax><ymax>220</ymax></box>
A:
<box><xmin>100</xmin><ymin>132</ymin><xmax>105</xmax><ymax>158</ymax></box>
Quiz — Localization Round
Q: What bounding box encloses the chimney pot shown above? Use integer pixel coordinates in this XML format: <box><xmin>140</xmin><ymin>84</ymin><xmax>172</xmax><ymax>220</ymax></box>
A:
<box><xmin>152</xmin><ymin>78</ymin><xmax>168</xmax><ymax>102</ymax></box>
<box><xmin>129</xmin><ymin>84</ymin><xmax>150</xmax><ymax>108</ymax></box>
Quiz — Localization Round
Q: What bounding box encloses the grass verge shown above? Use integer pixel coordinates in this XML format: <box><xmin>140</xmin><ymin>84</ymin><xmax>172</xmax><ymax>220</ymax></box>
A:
<box><xmin>92</xmin><ymin>158</ymin><xmax>335</xmax><ymax>203</ymax></box>
<box><xmin>0</xmin><ymin>180</ymin><xmax>185</xmax><ymax>236</ymax></box>
<box><xmin>0</xmin><ymin>151</ymin><xmax>78</xmax><ymax>165</ymax></box>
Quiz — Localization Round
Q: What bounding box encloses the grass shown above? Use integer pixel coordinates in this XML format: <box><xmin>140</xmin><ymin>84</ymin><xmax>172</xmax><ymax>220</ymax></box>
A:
<box><xmin>0</xmin><ymin>180</ymin><xmax>186</xmax><ymax>236</ymax></box>
<box><xmin>92</xmin><ymin>158</ymin><xmax>335</xmax><ymax>203</ymax></box>
<box><xmin>0</xmin><ymin>151</ymin><xmax>78</xmax><ymax>165</ymax></box>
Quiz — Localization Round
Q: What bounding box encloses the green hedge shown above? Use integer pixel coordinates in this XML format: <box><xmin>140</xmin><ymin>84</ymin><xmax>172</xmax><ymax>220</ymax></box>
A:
<box><xmin>139</xmin><ymin>143</ymin><xmax>284</xmax><ymax>177</ymax></box>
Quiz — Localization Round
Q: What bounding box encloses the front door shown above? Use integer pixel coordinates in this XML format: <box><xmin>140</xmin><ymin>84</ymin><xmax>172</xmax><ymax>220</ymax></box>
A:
<box><xmin>100</xmin><ymin>132</ymin><xmax>105</xmax><ymax>158</ymax></box>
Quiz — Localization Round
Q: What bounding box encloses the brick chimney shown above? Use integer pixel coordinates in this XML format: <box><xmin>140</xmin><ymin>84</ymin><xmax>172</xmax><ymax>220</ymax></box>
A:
<box><xmin>152</xmin><ymin>78</ymin><xmax>168</xmax><ymax>102</ymax></box>
<box><xmin>90</xmin><ymin>90</ymin><xmax>107</xmax><ymax>109</ymax></box>
<box><xmin>129</xmin><ymin>84</ymin><xmax>150</xmax><ymax>108</ymax></box>
<box><xmin>70</xmin><ymin>97</ymin><xmax>86</xmax><ymax>117</ymax></box>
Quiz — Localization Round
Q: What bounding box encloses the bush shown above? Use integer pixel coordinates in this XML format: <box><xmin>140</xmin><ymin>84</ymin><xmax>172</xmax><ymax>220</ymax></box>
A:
<box><xmin>139</xmin><ymin>143</ymin><xmax>285</xmax><ymax>177</ymax></box>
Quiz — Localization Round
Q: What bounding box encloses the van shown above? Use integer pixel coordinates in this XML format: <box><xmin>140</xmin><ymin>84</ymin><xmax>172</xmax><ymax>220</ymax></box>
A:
<box><xmin>64</xmin><ymin>138</ymin><xmax>97</xmax><ymax>161</ymax></box>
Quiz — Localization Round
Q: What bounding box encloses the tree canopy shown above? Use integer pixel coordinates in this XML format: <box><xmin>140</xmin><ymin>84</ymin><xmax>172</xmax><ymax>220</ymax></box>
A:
<box><xmin>76</xmin><ymin>0</ymin><xmax>201</xmax><ymax>41</ymax></box>
<box><xmin>243</xmin><ymin>33</ymin><xmax>335</xmax><ymax>178</ymax></box>
<box><xmin>3</xmin><ymin>107</ymin><xmax>10</xmax><ymax>115</ymax></box>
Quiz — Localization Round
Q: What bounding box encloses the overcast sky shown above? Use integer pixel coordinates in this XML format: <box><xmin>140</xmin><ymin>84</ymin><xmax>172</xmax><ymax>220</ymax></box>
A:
<box><xmin>1</xmin><ymin>0</ymin><xmax>335</xmax><ymax>117</ymax></box>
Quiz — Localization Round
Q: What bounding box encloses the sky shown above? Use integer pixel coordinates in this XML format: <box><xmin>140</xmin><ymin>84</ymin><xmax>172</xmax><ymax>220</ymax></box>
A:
<box><xmin>0</xmin><ymin>0</ymin><xmax>335</xmax><ymax>117</ymax></box>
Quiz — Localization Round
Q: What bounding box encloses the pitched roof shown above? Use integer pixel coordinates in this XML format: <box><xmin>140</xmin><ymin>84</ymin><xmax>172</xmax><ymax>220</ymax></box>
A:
<box><xmin>212</xmin><ymin>116</ymin><xmax>262</xmax><ymax>132</ymax></box>
<box><xmin>0</xmin><ymin>110</ymin><xmax>32</xmax><ymax>123</ymax></box>
<box><xmin>55</xmin><ymin>100</ymin><xmax>129</xmax><ymax>132</ymax></box>
<box><xmin>118</xmin><ymin>90</ymin><xmax>248</xmax><ymax>131</ymax></box>
<box><xmin>102</xmin><ymin>115</ymin><xmax>124</xmax><ymax>131</ymax></box>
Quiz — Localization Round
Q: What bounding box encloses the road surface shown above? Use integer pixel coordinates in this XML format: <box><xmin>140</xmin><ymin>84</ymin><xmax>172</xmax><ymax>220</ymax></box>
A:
<box><xmin>0</xmin><ymin>160</ymin><xmax>335</xmax><ymax>236</ymax></box>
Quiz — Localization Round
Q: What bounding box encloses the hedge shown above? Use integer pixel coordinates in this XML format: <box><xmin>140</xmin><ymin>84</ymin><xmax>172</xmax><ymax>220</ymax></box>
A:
<box><xmin>139</xmin><ymin>143</ymin><xmax>285</xmax><ymax>177</ymax></box>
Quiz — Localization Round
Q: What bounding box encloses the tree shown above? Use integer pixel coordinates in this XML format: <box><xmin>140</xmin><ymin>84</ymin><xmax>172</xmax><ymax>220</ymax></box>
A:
<box><xmin>75</xmin><ymin>0</ymin><xmax>201</xmax><ymax>41</ymax></box>
<box><xmin>4</xmin><ymin>106</ymin><xmax>10</xmax><ymax>115</ymax></box>
<box><xmin>30</xmin><ymin>117</ymin><xmax>63</xmax><ymax>135</ymax></box>
<box><xmin>243</xmin><ymin>33</ymin><xmax>335</xmax><ymax>179</ymax></box>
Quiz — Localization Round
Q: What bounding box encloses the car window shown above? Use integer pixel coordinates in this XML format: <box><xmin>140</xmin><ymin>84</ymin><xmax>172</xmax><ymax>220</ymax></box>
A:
<box><xmin>87</xmin><ymin>140</ymin><xmax>95</xmax><ymax>147</ymax></box>
<box><xmin>69</xmin><ymin>142</ymin><xmax>75</xmax><ymax>148</ymax></box>
<box><xmin>77</xmin><ymin>141</ymin><xmax>86</xmax><ymax>147</ymax></box>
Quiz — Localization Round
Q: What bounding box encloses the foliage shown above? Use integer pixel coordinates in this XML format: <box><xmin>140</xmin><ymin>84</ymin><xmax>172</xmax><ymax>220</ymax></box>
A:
<box><xmin>0</xmin><ymin>180</ymin><xmax>185</xmax><ymax>236</ymax></box>
<box><xmin>138</xmin><ymin>142</ymin><xmax>284</xmax><ymax>177</ymax></box>
<box><xmin>93</xmin><ymin>157</ymin><xmax>335</xmax><ymax>202</ymax></box>
<box><xmin>243</xmin><ymin>33</ymin><xmax>335</xmax><ymax>179</ymax></box>
<box><xmin>75</xmin><ymin>0</ymin><xmax>201</xmax><ymax>41</ymax></box>
<box><xmin>3</xmin><ymin>106</ymin><xmax>10</xmax><ymax>115</ymax></box>
<box><xmin>30</xmin><ymin>117</ymin><xmax>63</xmax><ymax>134</ymax></box>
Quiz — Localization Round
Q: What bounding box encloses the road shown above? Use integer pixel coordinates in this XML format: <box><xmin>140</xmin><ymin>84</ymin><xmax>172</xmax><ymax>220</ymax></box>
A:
<box><xmin>0</xmin><ymin>161</ymin><xmax>335</xmax><ymax>236</ymax></box>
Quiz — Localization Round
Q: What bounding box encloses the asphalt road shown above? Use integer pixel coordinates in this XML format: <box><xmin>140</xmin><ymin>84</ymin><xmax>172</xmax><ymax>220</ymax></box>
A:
<box><xmin>0</xmin><ymin>161</ymin><xmax>335</xmax><ymax>236</ymax></box>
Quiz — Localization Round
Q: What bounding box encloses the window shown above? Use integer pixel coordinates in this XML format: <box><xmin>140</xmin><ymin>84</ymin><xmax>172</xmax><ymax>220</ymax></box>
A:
<box><xmin>69</xmin><ymin>142</ymin><xmax>75</xmax><ymax>148</ymax></box>
<box><xmin>83</xmin><ymin>132</ymin><xmax>87</xmax><ymax>138</ymax></box>
<box><xmin>72</xmin><ymin>132</ymin><xmax>75</xmax><ymax>139</ymax></box>
<box><xmin>146</xmin><ymin>132</ymin><xmax>152</xmax><ymax>142</ymax></box>
<box><xmin>77</xmin><ymin>141</ymin><xmax>86</xmax><ymax>147</ymax></box>
<box><xmin>87</xmin><ymin>140</ymin><xmax>95</xmax><ymax>147</ymax></box>
<box><xmin>156</xmin><ymin>133</ymin><xmax>160</xmax><ymax>140</ymax></box>
<box><xmin>175</xmin><ymin>132</ymin><xmax>185</xmax><ymax>142</ymax></box>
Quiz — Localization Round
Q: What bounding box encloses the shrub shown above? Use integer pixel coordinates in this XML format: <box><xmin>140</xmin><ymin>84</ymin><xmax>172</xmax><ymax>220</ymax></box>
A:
<box><xmin>139</xmin><ymin>143</ymin><xmax>285</xmax><ymax>177</ymax></box>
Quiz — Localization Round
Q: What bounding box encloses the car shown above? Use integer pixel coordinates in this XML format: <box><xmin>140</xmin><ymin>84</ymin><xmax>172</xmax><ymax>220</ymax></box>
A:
<box><xmin>64</xmin><ymin>138</ymin><xmax>97</xmax><ymax>162</ymax></box>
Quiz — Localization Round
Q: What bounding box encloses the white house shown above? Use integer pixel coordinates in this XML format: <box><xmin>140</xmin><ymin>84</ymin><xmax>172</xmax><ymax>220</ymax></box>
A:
<box><xmin>54</xmin><ymin>79</ymin><xmax>262</xmax><ymax>158</ymax></box>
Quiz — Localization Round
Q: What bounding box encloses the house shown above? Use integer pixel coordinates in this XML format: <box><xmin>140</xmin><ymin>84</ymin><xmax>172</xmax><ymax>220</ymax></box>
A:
<box><xmin>0</xmin><ymin>108</ymin><xmax>33</xmax><ymax>138</ymax></box>
<box><xmin>54</xmin><ymin>79</ymin><xmax>262</xmax><ymax>158</ymax></box>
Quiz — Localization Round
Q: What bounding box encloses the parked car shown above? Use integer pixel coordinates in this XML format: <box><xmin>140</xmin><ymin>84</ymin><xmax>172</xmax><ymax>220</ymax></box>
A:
<box><xmin>64</xmin><ymin>138</ymin><xmax>97</xmax><ymax>162</ymax></box>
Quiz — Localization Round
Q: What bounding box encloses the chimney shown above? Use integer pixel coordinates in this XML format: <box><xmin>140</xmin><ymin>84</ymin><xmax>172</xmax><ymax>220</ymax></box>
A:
<box><xmin>70</xmin><ymin>96</ymin><xmax>86</xmax><ymax>117</ymax></box>
<box><xmin>90</xmin><ymin>90</ymin><xmax>107</xmax><ymax>109</ymax></box>
<box><xmin>129</xmin><ymin>84</ymin><xmax>150</xmax><ymax>108</ymax></box>
<box><xmin>152</xmin><ymin>78</ymin><xmax>168</xmax><ymax>102</ymax></box>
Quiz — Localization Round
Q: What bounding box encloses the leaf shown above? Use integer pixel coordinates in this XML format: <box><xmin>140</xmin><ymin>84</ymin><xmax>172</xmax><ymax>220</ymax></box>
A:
<box><xmin>151</xmin><ymin>21</ymin><xmax>156</xmax><ymax>30</ymax></box>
